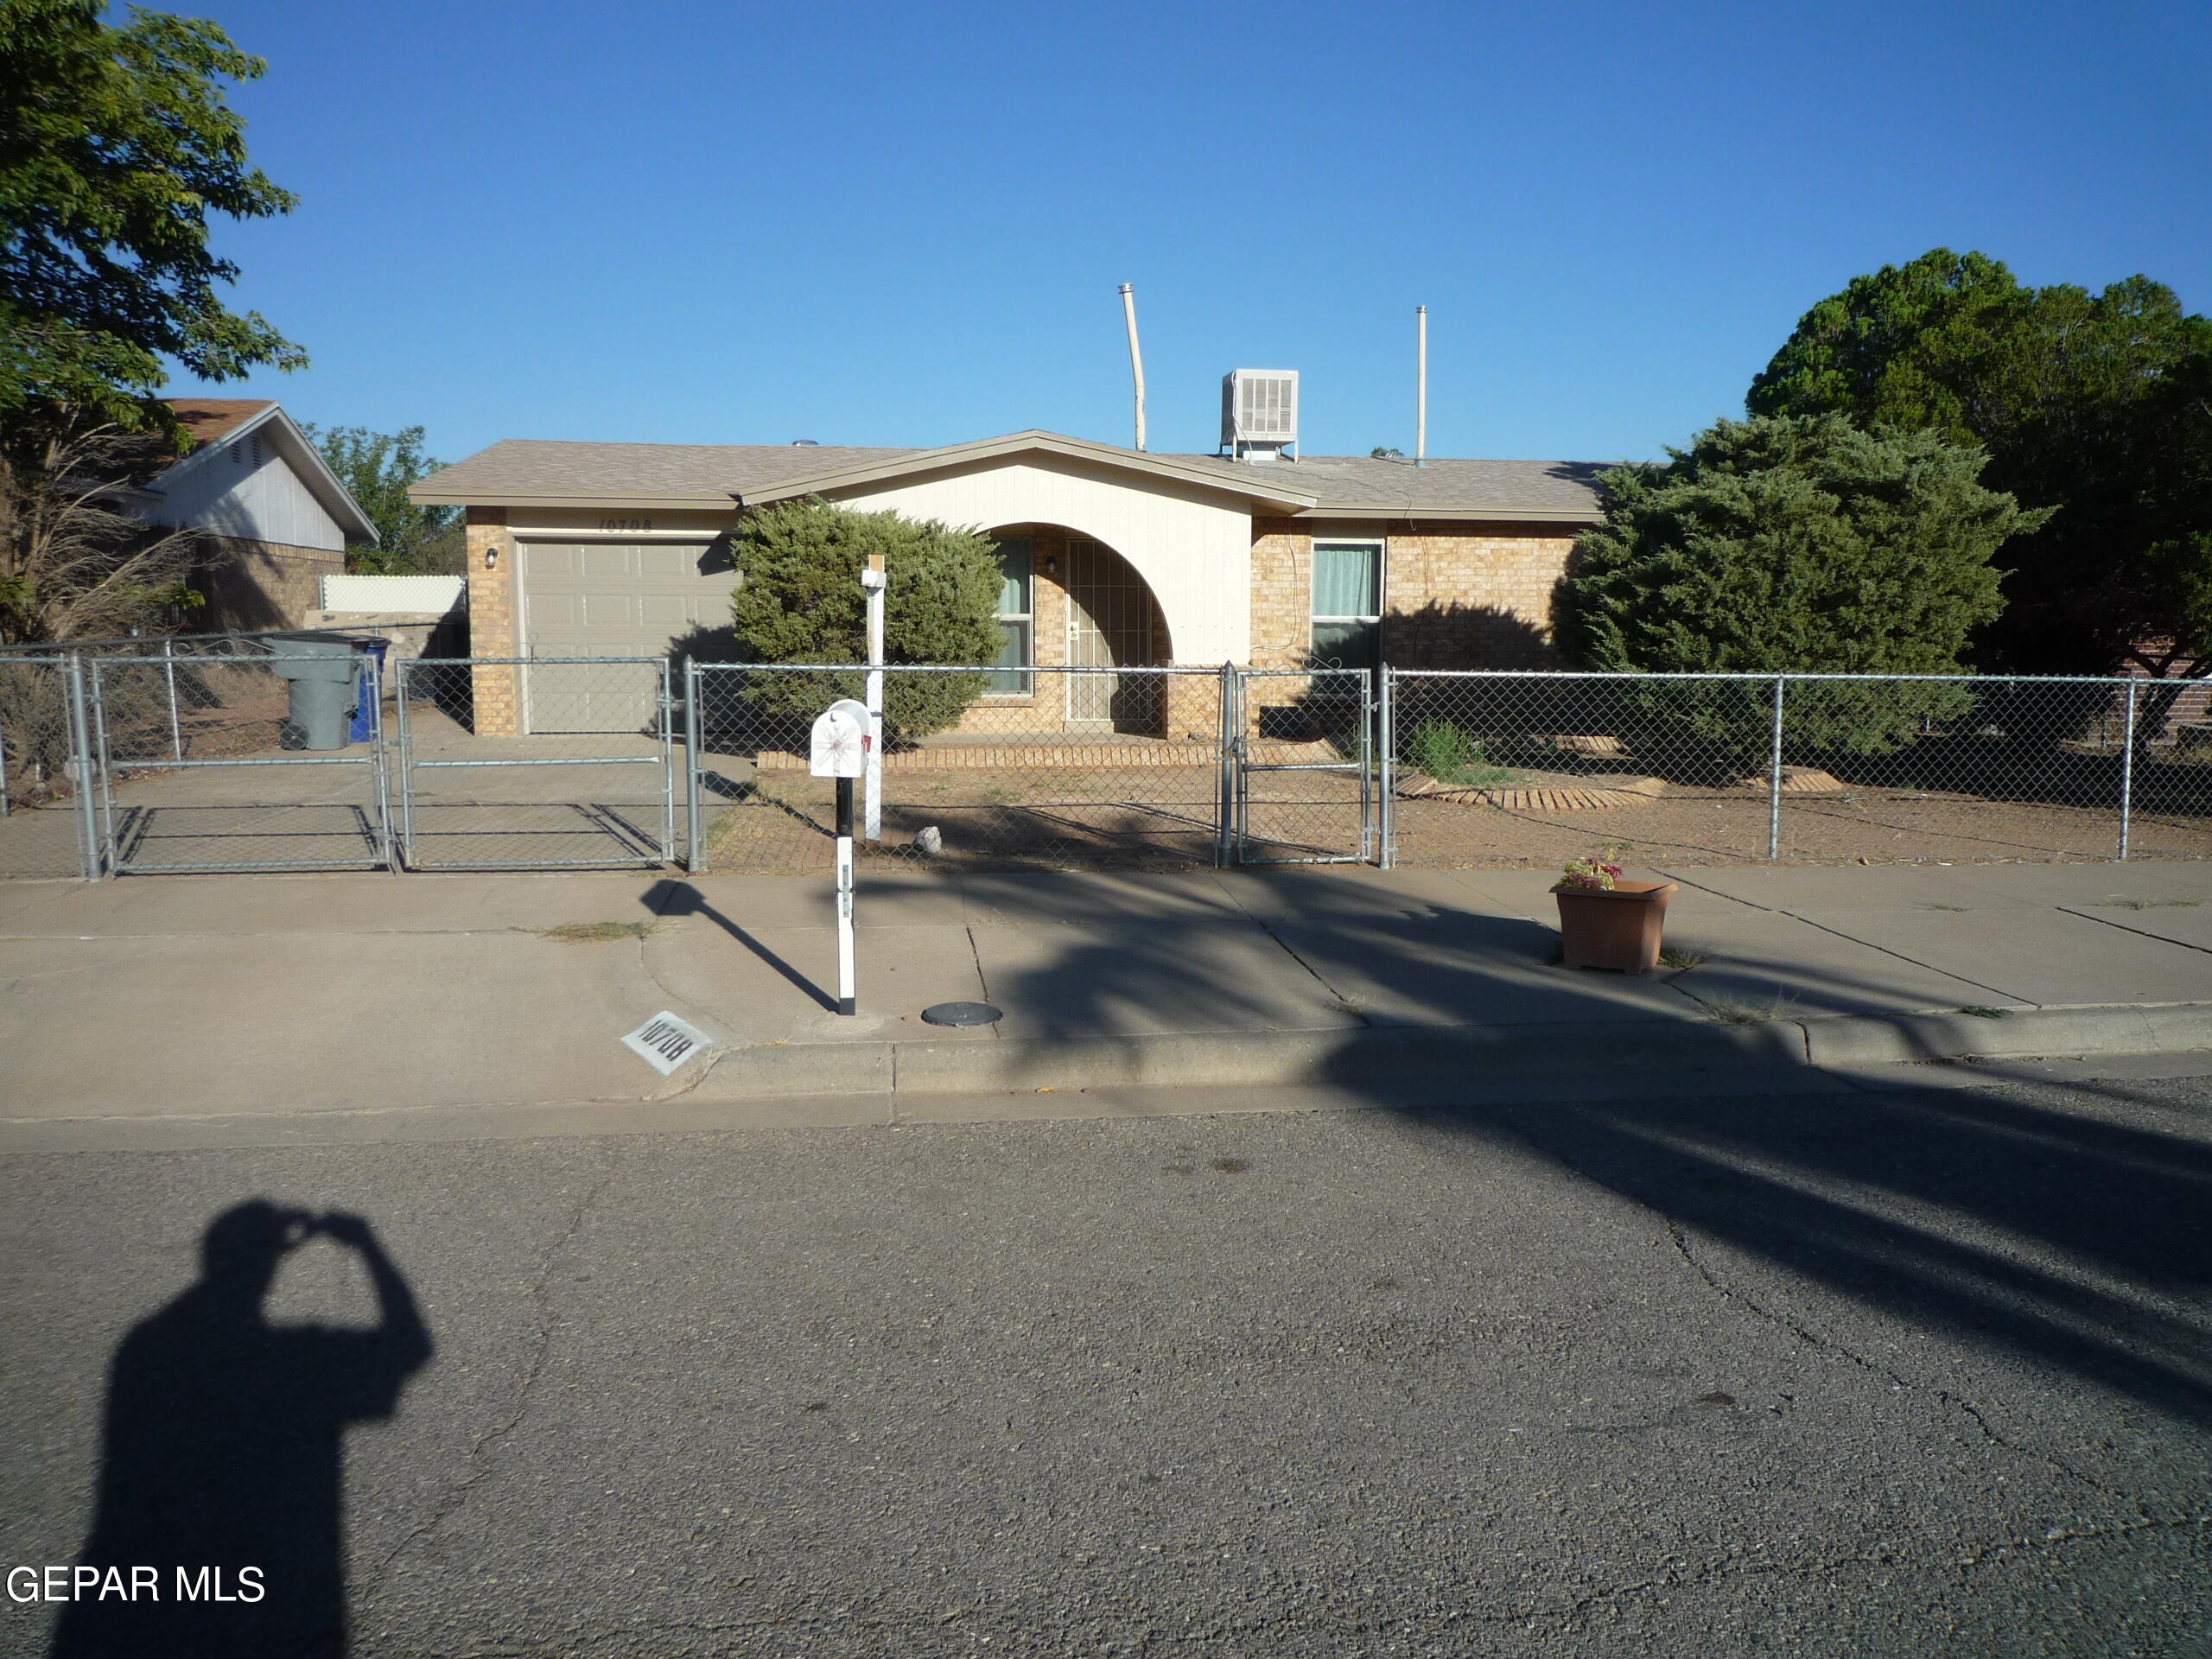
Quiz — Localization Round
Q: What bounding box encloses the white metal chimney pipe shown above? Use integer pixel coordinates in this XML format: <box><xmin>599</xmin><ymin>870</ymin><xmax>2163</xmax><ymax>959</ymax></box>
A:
<box><xmin>1415</xmin><ymin>305</ymin><xmax>1428</xmax><ymax>467</ymax></box>
<box><xmin>1119</xmin><ymin>283</ymin><xmax>1147</xmax><ymax>452</ymax></box>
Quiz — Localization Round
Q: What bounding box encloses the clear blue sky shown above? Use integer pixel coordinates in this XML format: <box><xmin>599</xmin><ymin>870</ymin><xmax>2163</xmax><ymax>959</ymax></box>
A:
<box><xmin>170</xmin><ymin>0</ymin><xmax>2212</xmax><ymax>468</ymax></box>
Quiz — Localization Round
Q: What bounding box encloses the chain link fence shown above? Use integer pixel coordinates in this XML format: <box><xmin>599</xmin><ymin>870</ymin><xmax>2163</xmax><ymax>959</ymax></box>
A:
<box><xmin>1382</xmin><ymin>670</ymin><xmax>2212</xmax><ymax>870</ymax></box>
<box><xmin>689</xmin><ymin>663</ymin><xmax>1246</xmax><ymax>873</ymax></box>
<box><xmin>12</xmin><ymin>647</ymin><xmax>2207</xmax><ymax>880</ymax></box>
<box><xmin>393</xmin><ymin>658</ymin><xmax>676</xmax><ymax>869</ymax></box>
<box><xmin>0</xmin><ymin>655</ymin><xmax>99</xmax><ymax>877</ymax></box>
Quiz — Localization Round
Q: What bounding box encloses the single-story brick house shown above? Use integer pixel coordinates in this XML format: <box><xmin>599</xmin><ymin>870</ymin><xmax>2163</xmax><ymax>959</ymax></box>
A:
<box><xmin>141</xmin><ymin>399</ymin><xmax>379</xmax><ymax>630</ymax></box>
<box><xmin>410</xmin><ymin>426</ymin><xmax>1604</xmax><ymax>736</ymax></box>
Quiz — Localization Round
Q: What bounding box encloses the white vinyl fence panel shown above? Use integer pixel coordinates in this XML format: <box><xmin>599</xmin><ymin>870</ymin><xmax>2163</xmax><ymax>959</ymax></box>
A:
<box><xmin>320</xmin><ymin>574</ymin><xmax>467</xmax><ymax>614</ymax></box>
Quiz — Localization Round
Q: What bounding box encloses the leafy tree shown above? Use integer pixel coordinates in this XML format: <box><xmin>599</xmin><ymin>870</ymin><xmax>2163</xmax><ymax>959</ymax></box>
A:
<box><xmin>303</xmin><ymin>424</ymin><xmax>460</xmax><ymax>575</ymax></box>
<box><xmin>728</xmin><ymin>499</ymin><xmax>1004</xmax><ymax>738</ymax></box>
<box><xmin>0</xmin><ymin>1</ymin><xmax>304</xmax><ymax>441</ymax></box>
<box><xmin>1556</xmin><ymin>413</ymin><xmax>2039</xmax><ymax>770</ymax></box>
<box><xmin>1749</xmin><ymin>249</ymin><xmax>2212</xmax><ymax>689</ymax></box>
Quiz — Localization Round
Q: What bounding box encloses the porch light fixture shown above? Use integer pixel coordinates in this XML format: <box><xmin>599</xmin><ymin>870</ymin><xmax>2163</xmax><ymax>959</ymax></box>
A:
<box><xmin>485</xmin><ymin>546</ymin><xmax>499</xmax><ymax>569</ymax></box>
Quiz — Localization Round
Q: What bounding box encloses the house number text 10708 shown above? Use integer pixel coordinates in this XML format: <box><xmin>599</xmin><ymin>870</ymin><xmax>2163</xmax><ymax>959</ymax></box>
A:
<box><xmin>599</xmin><ymin>517</ymin><xmax>653</xmax><ymax>532</ymax></box>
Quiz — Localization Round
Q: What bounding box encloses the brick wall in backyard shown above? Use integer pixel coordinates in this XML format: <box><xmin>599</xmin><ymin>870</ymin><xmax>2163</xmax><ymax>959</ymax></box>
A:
<box><xmin>194</xmin><ymin>536</ymin><xmax>343</xmax><ymax>632</ymax></box>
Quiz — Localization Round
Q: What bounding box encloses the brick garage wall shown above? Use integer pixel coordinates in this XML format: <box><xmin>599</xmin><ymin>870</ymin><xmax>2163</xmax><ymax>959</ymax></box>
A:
<box><xmin>465</xmin><ymin>508</ymin><xmax>518</xmax><ymax>735</ymax></box>
<box><xmin>194</xmin><ymin>536</ymin><xmax>343</xmax><ymax>632</ymax></box>
<box><xmin>1382</xmin><ymin>523</ymin><xmax>1578</xmax><ymax>669</ymax></box>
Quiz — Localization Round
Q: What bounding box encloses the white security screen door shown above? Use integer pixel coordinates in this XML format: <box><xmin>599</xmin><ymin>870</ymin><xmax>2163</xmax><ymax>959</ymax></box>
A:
<box><xmin>1063</xmin><ymin>537</ymin><xmax>1154</xmax><ymax>723</ymax></box>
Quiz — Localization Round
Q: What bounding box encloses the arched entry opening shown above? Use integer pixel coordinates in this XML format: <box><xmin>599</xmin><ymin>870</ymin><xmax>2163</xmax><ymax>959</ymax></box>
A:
<box><xmin>987</xmin><ymin>524</ymin><xmax>1173</xmax><ymax>734</ymax></box>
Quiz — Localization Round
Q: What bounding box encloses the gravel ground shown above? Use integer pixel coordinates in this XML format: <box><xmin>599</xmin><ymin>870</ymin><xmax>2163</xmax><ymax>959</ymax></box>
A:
<box><xmin>3</xmin><ymin>1070</ymin><xmax>2209</xmax><ymax>1656</ymax></box>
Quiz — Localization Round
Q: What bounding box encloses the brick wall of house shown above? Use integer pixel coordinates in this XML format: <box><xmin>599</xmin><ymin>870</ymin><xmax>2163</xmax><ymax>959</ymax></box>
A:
<box><xmin>1381</xmin><ymin>525</ymin><xmax>1578</xmax><ymax>669</ymax></box>
<box><xmin>465</xmin><ymin>508</ymin><xmax>518</xmax><ymax>735</ymax></box>
<box><xmin>1248</xmin><ymin>518</ymin><xmax>1577</xmax><ymax>676</ymax></box>
<box><xmin>194</xmin><ymin>536</ymin><xmax>343</xmax><ymax>632</ymax></box>
<box><xmin>1249</xmin><ymin>518</ymin><xmax>1313</xmax><ymax>671</ymax></box>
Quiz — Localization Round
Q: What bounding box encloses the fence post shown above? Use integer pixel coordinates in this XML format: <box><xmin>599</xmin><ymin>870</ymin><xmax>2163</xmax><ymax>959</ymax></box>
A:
<box><xmin>1215</xmin><ymin>664</ymin><xmax>1236</xmax><ymax>868</ymax></box>
<box><xmin>1766</xmin><ymin>675</ymin><xmax>1786</xmax><ymax>861</ymax></box>
<box><xmin>164</xmin><ymin>639</ymin><xmax>183</xmax><ymax>761</ymax></box>
<box><xmin>365</xmin><ymin>655</ymin><xmax>396</xmax><ymax>873</ymax></box>
<box><xmin>685</xmin><ymin>660</ymin><xmax>705</xmax><ymax>874</ymax></box>
<box><xmin>66</xmin><ymin>652</ymin><xmax>101</xmax><ymax>880</ymax></box>
<box><xmin>2118</xmin><ymin>676</ymin><xmax>2139</xmax><ymax>861</ymax></box>
<box><xmin>392</xmin><ymin>659</ymin><xmax>415</xmax><ymax>868</ymax></box>
<box><xmin>657</xmin><ymin>658</ymin><xmax>676</xmax><ymax>866</ymax></box>
<box><xmin>1377</xmin><ymin>667</ymin><xmax>1395</xmax><ymax>869</ymax></box>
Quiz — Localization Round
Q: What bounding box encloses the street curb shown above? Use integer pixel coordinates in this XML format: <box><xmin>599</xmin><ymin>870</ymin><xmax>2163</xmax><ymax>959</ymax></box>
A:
<box><xmin>1796</xmin><ymin>1001</ymin><xmax>2212</xmax><ymax>1066</ymax></box>
<box><xmin>690</xmin><ymin>1002</ymin><xmax>2212</xmax><ymax>1101</ymax></box>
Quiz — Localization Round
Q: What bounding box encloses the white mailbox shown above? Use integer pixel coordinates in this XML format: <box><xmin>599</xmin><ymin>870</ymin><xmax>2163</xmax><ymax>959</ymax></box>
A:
<box><xmin>809</xmin><ymin>698</ymin><xmax>873</xmax><ymax>779</ymax></box>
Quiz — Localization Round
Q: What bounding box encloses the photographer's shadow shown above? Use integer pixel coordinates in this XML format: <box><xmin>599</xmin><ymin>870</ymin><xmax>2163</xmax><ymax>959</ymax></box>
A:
<box><xmin>53</xmin><ymin>1201</ymin><xmax>433</xmax><ymax>1659</ymax></box>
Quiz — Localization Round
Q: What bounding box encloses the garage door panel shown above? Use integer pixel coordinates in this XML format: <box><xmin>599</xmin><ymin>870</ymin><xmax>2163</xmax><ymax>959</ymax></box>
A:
<box><xmin>582</xmin><ymin>593</ymin><xmax>637</xmax><ymax>626</ymax></box>
<box><xmin>519</xmin><ymin>542</ymin><xmax>729</xmax><ymax>733</ymax></box>
<box><xmin>580</xmin><ymin>545</ymin><xmax>636</xmax><ymax>578</ymax></box>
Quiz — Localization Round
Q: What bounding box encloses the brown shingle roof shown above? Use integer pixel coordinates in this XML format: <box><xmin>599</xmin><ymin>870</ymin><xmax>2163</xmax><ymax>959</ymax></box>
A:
<box><xmin>166</xmin><ymin>397</ymin><xmax>277</xmax><ymax>446</ymax></box>
<box><xmin>411</xmin><ymin>432</ymin><xmax>1607</xmax><ymax>521</ymax></box>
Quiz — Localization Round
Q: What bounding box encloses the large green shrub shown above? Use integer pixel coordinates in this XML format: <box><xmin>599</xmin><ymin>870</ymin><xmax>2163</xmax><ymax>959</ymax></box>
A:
<box><xmin>728</xmin><ymin>499</ymin><xmax>1004</xmax><ymax>739</ymax></box>
<box><xmin>1555</xmin><ymin>414</ymin><xmax>2041</xmax><ymax>772</ymax></box>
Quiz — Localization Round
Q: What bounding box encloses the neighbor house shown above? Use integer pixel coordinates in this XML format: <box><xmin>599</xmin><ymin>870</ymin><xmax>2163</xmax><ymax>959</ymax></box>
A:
<box><xmin>410</xmin><ymin>373</ymin><xmax>1604</xmax><ymax>736</ymax></box>
<box><xmin>139</xmin><ymin>399</ymin><xmax>379</xmax><ymax>631</ymax></box>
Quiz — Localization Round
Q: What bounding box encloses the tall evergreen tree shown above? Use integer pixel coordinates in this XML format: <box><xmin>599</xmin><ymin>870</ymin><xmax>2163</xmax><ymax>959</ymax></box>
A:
<box><xmin>1750</xmin><ymin>249</ymin><xmax>2212</xmax><ymax>683</ymax></box>
<box><xmin>1557</xmin><ymin>413</ymin><xmax>2038</xmax><ymax>769</ymax></box>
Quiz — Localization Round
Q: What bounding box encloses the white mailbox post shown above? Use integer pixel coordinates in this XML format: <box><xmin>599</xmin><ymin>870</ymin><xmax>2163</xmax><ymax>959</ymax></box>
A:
<box><xmin>810</xmin><ymin>696</ymin><xmax>872</xmax><ymax>1015</ymax></box>
<box><xmin>861</xmin><ymin>555</ymin><xmax>887</xmax><ymax>842</ymax></box>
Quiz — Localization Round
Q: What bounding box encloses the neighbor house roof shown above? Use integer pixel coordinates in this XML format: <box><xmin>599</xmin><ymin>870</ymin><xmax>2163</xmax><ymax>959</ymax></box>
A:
<box><xmin>149</xmin><ymin>397</ymin><xmax>380</xmax><ymax>543</ymax></box>
<box><xmin>412</xmin><ymin>431</ymin><xmax>1606</xmax><ymax>524</ymax></box>
<box><xmin>170</xmin><ymin>397</ymin><xmax>280</xmax><ymax>446</ymax></box>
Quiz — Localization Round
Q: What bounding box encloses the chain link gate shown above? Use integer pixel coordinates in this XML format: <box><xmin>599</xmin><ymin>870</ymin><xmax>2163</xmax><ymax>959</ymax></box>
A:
<box><xmin>394</xmin><ymin>657</ymin><xmax>676</xmax><ymax>870</ymax></box>
<box><xmin>89</xmin><ymin>649</ymin><xmax>394</xmax><ymax>874</ymax></box>
<box><xmin>1229</xmin><ymin>666</ymin><xmax>1377</xmax><ymax>865</ymax></box>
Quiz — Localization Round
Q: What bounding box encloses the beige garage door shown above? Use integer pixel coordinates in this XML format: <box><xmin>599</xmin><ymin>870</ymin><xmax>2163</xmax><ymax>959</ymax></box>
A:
<box><xmin>519</xmin><ymin>542</ymin><xmax>734</xmax><ymax>732</ymax></box>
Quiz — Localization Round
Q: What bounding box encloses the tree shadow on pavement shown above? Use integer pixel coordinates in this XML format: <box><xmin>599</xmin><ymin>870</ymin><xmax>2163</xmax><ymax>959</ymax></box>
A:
<box><xmin>50</xmin><ymin>1202</ymin><xmax>433</xmax><ymax>1659</ymax></box>
<box><xmin>985</xmin><ymin>865</ymin><xmax>2212</xmax><ymax>1432</ymax></box>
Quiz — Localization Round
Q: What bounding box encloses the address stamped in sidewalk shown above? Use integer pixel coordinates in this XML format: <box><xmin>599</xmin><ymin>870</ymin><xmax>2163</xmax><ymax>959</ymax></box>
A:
<box><xmin>622</xmin><ymin>1011</ymin><xmax>711</xmax><ymax>1076</ymax></box>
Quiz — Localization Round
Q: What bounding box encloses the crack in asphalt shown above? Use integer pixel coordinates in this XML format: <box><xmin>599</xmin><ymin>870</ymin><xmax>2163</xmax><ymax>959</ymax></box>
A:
<box><xmin>359</xmin><ymin>1154</ymin><xmax>616</xmax><ymax>1605</ymax></box>
<box><xmin>1662</xmin><ymin>1218</ymin><xmax>2118</xmax><ymax>1498</ymax></box>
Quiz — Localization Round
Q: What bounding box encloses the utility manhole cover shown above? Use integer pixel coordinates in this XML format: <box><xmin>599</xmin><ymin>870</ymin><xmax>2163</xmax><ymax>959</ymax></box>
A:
<box><xmin>921</xmin><ymin>1001</ymin><xmax>1003</xmax><ymax>1027</ymax></box>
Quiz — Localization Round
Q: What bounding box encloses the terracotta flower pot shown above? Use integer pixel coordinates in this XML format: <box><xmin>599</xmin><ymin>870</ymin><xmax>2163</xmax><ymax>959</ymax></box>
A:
<box><xmin>1554</xmin><ymin>879</ymin><xmax>1676</xmax><ymax>974</ymax></box>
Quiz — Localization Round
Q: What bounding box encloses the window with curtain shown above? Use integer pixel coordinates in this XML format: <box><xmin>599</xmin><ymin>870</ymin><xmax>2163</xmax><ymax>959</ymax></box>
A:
<box><xmin>1310</xmin><ymin>540</ymin><xmax>1381</xmax><ymax>672</ymax></box>
<box><xmin>989</xmin><ymin>537</ymin><xmax>1033</xmax><ymax>693</ymax></box>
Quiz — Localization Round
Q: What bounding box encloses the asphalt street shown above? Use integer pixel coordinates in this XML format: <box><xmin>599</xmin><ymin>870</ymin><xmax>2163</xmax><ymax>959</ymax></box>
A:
<box><xmin>3</xmin><ymin>1068</ymin><xmax>2209</xmax><ymax>1657</ymax></box>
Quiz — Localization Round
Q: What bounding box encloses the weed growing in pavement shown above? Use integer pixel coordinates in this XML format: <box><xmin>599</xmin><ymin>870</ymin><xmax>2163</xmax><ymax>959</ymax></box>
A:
<box><xmin>1957</xmin><ymin>1007</ymin><xmax>2013</xmax><ymax>1019</ymax></box>
<box><xmin>1658</xmin><ymin>946</ymin><xmax>1707</xmax><ymax>970</ymax></box>
<box><xmin>1701</xmin><ymin>991</ymin><xmax>1798</xmax><ymax>1027</ymax></box>
<box><xmin>538</xmin><ymin>921</ymin><xmax>658</xmax><ymax>943</ymax></box>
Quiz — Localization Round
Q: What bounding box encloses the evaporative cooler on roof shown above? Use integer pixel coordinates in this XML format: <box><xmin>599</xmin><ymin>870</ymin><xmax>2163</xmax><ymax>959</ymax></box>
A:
<box><xmin>1221</xmin><ymin>370</ymin><xmax>1299</xmax><ymax>461</ymax></box>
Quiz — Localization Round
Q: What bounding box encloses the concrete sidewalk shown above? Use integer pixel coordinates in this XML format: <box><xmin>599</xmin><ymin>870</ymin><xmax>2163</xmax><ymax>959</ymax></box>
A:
<box><xmin>1</xmin><ymin>861</ymin><xmax>2206</xmax><ymax>1140</ymax></box>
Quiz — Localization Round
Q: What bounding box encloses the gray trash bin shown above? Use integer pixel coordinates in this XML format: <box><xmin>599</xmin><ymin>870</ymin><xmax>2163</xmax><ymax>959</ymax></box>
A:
<box><xmin>267</xmin><ymin>633</ymin><xmax>364</xmax><ymax>751</ymax></box>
